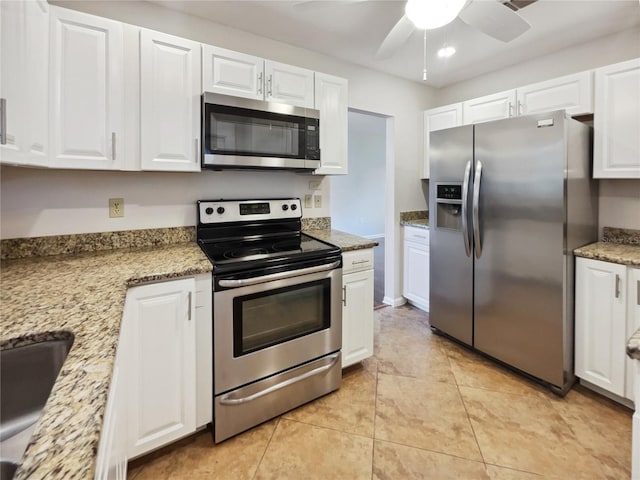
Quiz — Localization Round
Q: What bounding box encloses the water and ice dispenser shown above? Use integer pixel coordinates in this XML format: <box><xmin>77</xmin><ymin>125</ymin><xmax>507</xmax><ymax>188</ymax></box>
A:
<box><xmin>435</xmin><ymin>184</ymin><xmax>463</xmax><ymax>231</ymax></box>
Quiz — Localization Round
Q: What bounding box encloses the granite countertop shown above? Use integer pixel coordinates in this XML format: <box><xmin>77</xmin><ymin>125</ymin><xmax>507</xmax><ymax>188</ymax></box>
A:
<box><xmin>573</xmin><ymin>242</ymin><xmax>640</xmax><ymax>266</ymax></box>
<box><xmin>305</xmin><ymin>229</ymin><xmax>378</xmax><ymax>251</ymax></box>
<box><xmin>401</xmin><ymin>219</ymin><xmax>429</xmax><ymax>229</ymax></box>
<box><xmin>0</xmin><ymin>243</ymin><xmax>211</xmax><ymax>480</ymax></box>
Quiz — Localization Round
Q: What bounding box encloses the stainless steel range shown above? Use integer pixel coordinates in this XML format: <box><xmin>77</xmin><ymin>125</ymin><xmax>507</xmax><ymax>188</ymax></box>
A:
<box><xmin>197</xmin><ymin>198</ymin><xmax>343</xmax><ymax>443</ymax></box>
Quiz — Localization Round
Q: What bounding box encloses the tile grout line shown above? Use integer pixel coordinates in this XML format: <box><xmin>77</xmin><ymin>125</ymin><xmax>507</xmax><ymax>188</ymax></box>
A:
<box><xmin>251</xmin><ymin>416</ymin><xmax>280</xmax><ymax>480</ymax></box>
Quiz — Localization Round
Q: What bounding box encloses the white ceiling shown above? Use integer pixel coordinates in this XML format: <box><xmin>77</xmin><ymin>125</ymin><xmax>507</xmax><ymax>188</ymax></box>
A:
<box><xmin>150</xmin><ymin>0</ymin><xmax>640</xmax><ymax>87</ymax></box>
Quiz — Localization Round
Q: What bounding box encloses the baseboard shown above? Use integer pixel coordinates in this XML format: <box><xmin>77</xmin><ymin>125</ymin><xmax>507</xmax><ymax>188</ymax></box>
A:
<box><xmin>578</xmin><ymin>378</ymin><xmax>635</xmax><ymax>409</ymax></box>
<box><xmin>383</xmin><ymin>296</ymin><xmax>406</xmax><ymax>307</ymax></box>
<box><xmin>406</xmin><ymin>298</ymin><xmax>429</xmax><ymax>313</ymax></box>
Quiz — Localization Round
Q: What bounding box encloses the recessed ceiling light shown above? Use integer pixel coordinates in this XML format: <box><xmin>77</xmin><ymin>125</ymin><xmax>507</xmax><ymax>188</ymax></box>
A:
<box><xmin>437</xmin><ymin>46</ymin><xmax>456</xmax><ymax>58</ymax></box>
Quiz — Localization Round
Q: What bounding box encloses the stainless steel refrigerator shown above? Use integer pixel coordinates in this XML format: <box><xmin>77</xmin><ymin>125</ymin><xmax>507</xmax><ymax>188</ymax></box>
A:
<box><xmin>429</xmin><ymin>110</ymin><xmax>598</xmax><ymax>394</ymax></box>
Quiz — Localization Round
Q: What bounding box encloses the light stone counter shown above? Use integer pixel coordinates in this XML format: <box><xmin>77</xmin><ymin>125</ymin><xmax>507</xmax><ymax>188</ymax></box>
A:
<box><xmin>574</xmin><ymin>242</ymin><xmax>640</xmax><ymax>267</ymax></box>
<box><xmin>400</xmin><ymin>219</ymin><xmax>429</xmax><ymax>229</ymax></box>
<box><xmin>304</xmin><ymin>229</ymin><xmax>378</xmax><ymax>251</ymax></box>
<box><xmin>0</xmin><ymin>242</ymin><xmax>211</xmax><ymax>480</ymax></box>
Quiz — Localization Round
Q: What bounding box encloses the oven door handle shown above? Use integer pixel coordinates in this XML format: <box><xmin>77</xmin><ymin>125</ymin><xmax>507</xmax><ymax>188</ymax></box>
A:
<box><xmin>218</xmin><ymin>260</ymin><xmax>341</xmax><ymax>288</ymax></box>
<box><xmin>218</xmin><ymin>352</ymin><xmax>340</xmax><ymax>405</ymax></box>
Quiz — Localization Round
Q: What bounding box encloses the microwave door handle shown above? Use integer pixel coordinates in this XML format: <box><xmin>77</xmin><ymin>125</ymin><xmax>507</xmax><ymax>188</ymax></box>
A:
<box><xmin>218</xmin><ymin>260</ymin><xmax>340</xmax><ymax>288</ymax></box>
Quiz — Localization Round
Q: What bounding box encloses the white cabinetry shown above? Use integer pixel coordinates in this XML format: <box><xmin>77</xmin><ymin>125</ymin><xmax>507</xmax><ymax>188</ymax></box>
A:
<box><xmin>593</xmin><ymin>58</ymin><xmax>640</xmax><ymax>179</ymax></box>
<box><xmin>49</xmin><ymin>6</ymin><xmax>123</xmax><ymax>169</ymax></box>
<box><xmin>463</xmin><ymin>90</ymin><xmax>516</xmax><ymax>125</ymax></box>
<box><xmin>627</xmin><ymin>267</ymin><xmax>640</xmax><ymax>401</ymax></box>
<box><xmin>125</xmin><ymin>277</ymin><xmax>197</xmax><ymax>458</ymax></box>
<box><xmin>0</xmin><ymin>0</ymin><xmax>49</xmax><ymax>166</ymax></box>
<box><xmin>202</xmin><ymin>45</ymin><xmax>264</xmax><ymax>100</ymax></box>
<box><xmin>341</xmin><ymin>249</ymin><xmax>374</xmax><ymax>368</ymax></box>
<box><xmin>575</xmin><ymin>257</ymin><xmax>639</xmax><ymax>404</ymax></box>
<box><xmin>314</xmin><ymin>73</ymin><xmax>349</xmax><ymax>175</ymax></box>
<box><xmin>403</xmin><ymin>226</ymin><xmax>430</xmax><ymax>312</ymax></box>
<box><xmin>140</xmin><ymin>29</ymin><xmax>201</xmax><ymax>171</ymax></box>
<box><xmin>422</xmin><ymin>103</ymin><xmax>462</xmax><ymax>178</ymax></box>
<box><xmin>517</xmin><ymin>71</ymin><xmax>593</xmax><ymax>116</ymax></box>
<box><xmin>202</xmin><ymin>47</ymin><xmax>314</xmax><ymax>108</ymax></box>
<box><xmin>462</xmin><ymin>71</ymin><xmax>593</xmax><ymax>126</ymax></box>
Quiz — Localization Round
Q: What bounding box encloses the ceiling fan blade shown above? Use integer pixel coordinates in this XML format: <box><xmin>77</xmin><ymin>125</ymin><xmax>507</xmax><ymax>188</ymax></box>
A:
<box><xmin>459</xmin><ymin>0</ymin><xmax>531</xmax><ymax>42</ymax></box>
<box><xmin>375</xmin><ymin>14</ymin><xmax>415</xmax><ymax>60</ymax></box>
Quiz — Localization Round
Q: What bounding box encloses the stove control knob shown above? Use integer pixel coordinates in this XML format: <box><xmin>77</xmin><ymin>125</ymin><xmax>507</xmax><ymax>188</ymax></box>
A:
<box><xmin>282</xmin><ymin>204</ymin><xmax>289</xmax><ymax>211</ymax></box>
<box><xmin>216</xmin><ymin>207</ymin><xmax>225</xmax><ymax>214</ymax></box>
<box><xmin>290</xmin><ymin>204</ymin><xmax>297</xmax><ymax>211</ymax></box>
<box><xmin>205</xmin><ymin>207</ymin><xmax>214</xmax><ymax>215</ymax></box>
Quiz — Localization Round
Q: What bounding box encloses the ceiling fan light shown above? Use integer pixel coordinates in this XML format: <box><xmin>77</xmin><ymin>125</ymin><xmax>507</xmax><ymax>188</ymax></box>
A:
<box><xmin>405</xmin><ymin>0</ymin><xmax>467</xmax><ymax>30</ymax></box>
<box><xmin>437</xmin><ymin>46</ymin><xmax>456</xmax><ymax>58</ymax></box>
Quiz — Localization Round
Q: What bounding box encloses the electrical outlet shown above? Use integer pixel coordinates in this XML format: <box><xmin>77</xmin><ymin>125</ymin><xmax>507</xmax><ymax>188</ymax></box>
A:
<box><xmin>109</xmin><ymin>198</ymin><xmax>124</xmax><ymax>218</ymax></box>
<box><xmin>314</xmin><ymin>194</ymin><xmax>322</xmax><ymax>208</ymax></box>
<box><xmin>309</xmin><ymin>180</ymin><xmax>321</xmax><ymax>191</ymax></box>
<box><xmin>304</xmin><ymin>194</ymin><xmax>313</xmax><ymax>209</ymax></box>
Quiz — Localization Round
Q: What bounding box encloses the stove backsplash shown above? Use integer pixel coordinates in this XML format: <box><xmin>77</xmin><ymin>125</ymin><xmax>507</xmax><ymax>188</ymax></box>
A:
<box><xmin>301</xmin><ymin>217</ymin><xmax>331</xmax><ymax>231</ymax></box>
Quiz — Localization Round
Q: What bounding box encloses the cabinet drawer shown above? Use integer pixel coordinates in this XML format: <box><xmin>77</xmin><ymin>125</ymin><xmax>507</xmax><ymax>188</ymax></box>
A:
<box><xmin>342</xmin><ymin>249</ymin><xmax>374</xmax><ymax>274</ymax></box>
<box><xmin>404</xmin><ymin>226</ymin><xmax>429</xmax><ymax>246</ymax></box>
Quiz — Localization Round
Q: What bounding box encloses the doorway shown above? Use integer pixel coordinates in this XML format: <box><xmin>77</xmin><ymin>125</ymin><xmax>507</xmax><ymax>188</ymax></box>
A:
<box><xmin>331</xmin><ymin>109</ymin><xmax>389</xmax><ymax>308</ymax></box>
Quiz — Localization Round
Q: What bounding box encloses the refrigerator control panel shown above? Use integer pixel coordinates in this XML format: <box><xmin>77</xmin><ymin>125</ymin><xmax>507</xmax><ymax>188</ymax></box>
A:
<box><xmin>436</xmin><ymin>184</ymin><xmax>462</xmax><ymax>201</ymax></box>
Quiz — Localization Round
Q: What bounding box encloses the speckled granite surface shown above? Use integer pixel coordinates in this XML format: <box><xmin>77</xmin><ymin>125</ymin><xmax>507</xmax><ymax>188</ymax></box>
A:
<box><xmin>1</xmin><ymin>226</ymin><xmax>196</xmax><ymax>260</ymax></box>
<box><xmin>574</xmin><ymin>243</ymin><xmax>640</xmax><ymax>266</ymax></box>
<box><xmin>602</xmin><ymin>227</ymin><xmax>640</xmax><ymax>245</ymax></box>
<box><xmin>401</xmin><ymin>219</ymin><xmax>429</xmax><ymax>229</ymax></box>
<box><xmin>305</xmin><ymin>229</ymin><xmax>378</xmax><ymax>251</ymax></box>
<box><xmin>399</xmin><ymin>210</ymin><xmax>428</xmax><ymax>222</ymax></box>
<box><xmin>0</xmin><ymin>243</ymin><xmax>211</xmax><ymax>480</ymax></box>
<box><xmin>301</xmin><ymin>217</ymin><xmax>331</xmax><ymax>231</ymax></box>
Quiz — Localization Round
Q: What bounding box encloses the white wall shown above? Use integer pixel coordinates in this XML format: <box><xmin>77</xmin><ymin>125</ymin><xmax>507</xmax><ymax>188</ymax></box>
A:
<box><xmin>599</xmin><ymin>180</ymin><xmax>640</xmax><ymax>237</ymax></box>
<box><xmin>331</xmin><ymin>111</ymin><xmax>386</xmax><ymax>238</ymax></box>
<box><xmin>435</xmin><ymin>27</ymin><xmax>640</xmax><ymax>105</ymax></box>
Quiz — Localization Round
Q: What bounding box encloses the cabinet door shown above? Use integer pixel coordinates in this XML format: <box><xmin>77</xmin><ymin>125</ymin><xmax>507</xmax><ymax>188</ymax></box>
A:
<box><xmin>140</xmin><ymin>29</ymin><xmax>201</xmax><ymax>171</ymax></box>
<box><xmin>342</xmin><ymin>269</ymin><xmax>374</xmax><ymax>368</ymax></box>
<box><xmin>626</xmin><ymin>267</ymin><xmax>640</xmax><ymax>401</ymax></box>
<box><xmin>265</xmin><ymin>60</ymin><xmax>314</xmax><ymax>108</ymax></box>
<box><xmin>126</xmin><ymin>278</ymin><xmax>196</xmax><ymax>458</ymax></box>
<box><xmin>593</xmin><ymin>58</ymin><xmax>640</xmax><ymax>179</ymax></box>
<box><xmin>0</xmin><ymin>0</ymin><xmax>49</xmax><ymax>166</ymax></box>
<box><xmin>403</xmin><ymin>240</ymin><xmax>430</xmax><ymax>312</ymax></box>
<box><xmin>202</xmin><ymin>45</ymin><xmax>264</xmax><ymax>100</ymax></box>
<box><xmin>462</xmin><ymin>90</ymin><xmax>516</xmax><ymax>125</ymax></box>
<box><xmin>422</xmin><ymin>103</ymin><xmax>462</xmax><ymax>178</ymax></box>
<box><xmin>314</xmin><ymin>73</ymin><xmax>348</xmax><ymax>175</ymax></box>
<box><xmin>517</xmin><ymin>71</ymin><xmax>593</xmax><ymax>116</ymax></box>
<box><xmin>49</xmin><ymin>7</ymin><xmax>123</xmax><ymax>169</ymax></box>
<box><xmin>575</xmin><ymin>258</ymin><xmax>627</xmax><ymax>396</ymax></box>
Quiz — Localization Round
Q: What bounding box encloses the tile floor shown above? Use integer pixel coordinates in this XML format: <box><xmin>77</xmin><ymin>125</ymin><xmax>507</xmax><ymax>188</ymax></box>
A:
<box><xmin>127</xmin><ymin>305</ymin><xmax>633</xmax><ymax>480</ymax></box>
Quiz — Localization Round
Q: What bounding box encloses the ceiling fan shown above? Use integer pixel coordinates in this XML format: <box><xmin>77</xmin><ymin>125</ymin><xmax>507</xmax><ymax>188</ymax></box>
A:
<box><xmin>295</xmin><ymin>0</ymin><xmax>534</xmax><ymax>60</ymax></box>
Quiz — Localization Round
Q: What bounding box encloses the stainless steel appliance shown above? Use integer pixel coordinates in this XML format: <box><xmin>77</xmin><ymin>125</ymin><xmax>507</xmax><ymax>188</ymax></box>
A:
<box><xmin>201</xmin><ymin>93</ymin><xmax>320</xmax><ymax>171</ymax></box>
<box><xmin>429</xmin><ymin>110</ymin><xmax>598</xmax><ymax>394</ymax></box>
<box><xmin>197</xmin><ymin>198</ymin><xmax>342</xmax><ymax>442</ymax></box>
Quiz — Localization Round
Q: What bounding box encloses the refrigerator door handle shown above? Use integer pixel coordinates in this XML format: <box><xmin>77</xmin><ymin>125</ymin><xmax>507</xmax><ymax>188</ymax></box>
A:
<box><xmin>473</xmin><ymin>160</ymin><xmax>483</xmax><ymax>258</ymax></box>
<box><xmin>461</xmin><ymin>160</ymin><xmax>472</xmax><ymax>257</ymax></box>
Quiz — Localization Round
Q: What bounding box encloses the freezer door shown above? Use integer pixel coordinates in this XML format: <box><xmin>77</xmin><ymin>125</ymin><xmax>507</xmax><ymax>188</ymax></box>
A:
<box><xmin>429</xmin><ymin>125</ymin><xmax>474</xmax><ymax>346</ymax></box>
<box><xmin>473</xmin><ymin>111</ymin><xmax>567</xmax><ymax>387</ymax></box>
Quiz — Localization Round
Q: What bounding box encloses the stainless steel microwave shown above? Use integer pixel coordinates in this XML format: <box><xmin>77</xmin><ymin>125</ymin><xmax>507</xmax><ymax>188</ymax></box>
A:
<box><xmin>201</xmin><ymin>93</ymin><xmax>320</xmax><ymax>171</ymax></box>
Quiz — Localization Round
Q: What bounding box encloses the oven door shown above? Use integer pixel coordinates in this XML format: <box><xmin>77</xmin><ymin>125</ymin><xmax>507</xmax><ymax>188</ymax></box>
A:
<box><xmin>213</xmin><ymin>260</ymin><xmax>342</xmax><ymax>394</ymax></box>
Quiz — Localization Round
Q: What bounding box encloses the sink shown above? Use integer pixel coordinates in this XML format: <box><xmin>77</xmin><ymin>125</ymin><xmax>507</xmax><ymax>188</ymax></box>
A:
<box><xmin>0</xmin><ymin>336</ymin><xmax>74</xmax><ymax>479</ymax></box>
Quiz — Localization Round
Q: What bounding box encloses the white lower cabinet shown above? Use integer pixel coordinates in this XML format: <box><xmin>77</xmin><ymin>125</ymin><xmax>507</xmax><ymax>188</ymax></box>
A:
<box><xmin>575</xmin><ymin>257</ymin><xmax>637</xmax><ymax>403</ymax></box>
<box><xmin>341</xmin><ymin>249</ymin><xmax>374</xmax><ymax>368</ymax></box>
<box><xmin>403</xmin><ymin>226</ymin><xmax>430</xmax><ymax>312</ymax></box>
<box><xmin>95</xmin><ymin>274</ymin><xmax>212</xmax><ymax>470</ymax></box>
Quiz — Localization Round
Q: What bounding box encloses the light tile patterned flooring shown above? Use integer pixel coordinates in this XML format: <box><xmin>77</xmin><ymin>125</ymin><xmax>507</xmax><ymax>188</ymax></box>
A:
<box><xmin>128</xmin><ymin>305</ymin><xmax>633</xmax><ymax>479</ymax></box>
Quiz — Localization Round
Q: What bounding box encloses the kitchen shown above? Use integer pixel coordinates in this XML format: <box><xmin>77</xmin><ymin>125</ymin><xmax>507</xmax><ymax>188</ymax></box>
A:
<box><xmin>1</xmin><ymin>0</ymin><xmax>639</xmax><ymax>479</ymax></box>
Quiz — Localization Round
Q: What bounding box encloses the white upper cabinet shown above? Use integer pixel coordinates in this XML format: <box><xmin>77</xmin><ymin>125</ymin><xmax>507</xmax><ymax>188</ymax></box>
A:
<box><xmin>49</xmin><ymin>6</ymin><xmax>124</xmax><ymax>169</ymax></box>
<box><xmin>140</xmin><ymin>29</ymin><xmax>201</xmax><ymax>172</ymax></box>
<box><xmin>517</xmin><ymin>71</ymin><xmax>593</xmax><ymax>116</ymax></box>
<box><xmin>593</xmin><ymin>58</ymin><xmax>640</xmax><ymax>179</ymax></box>
<box><xmin>462</xmin><ymin>90</ymin><xmax>516</xmax><ymax>125</ymax></box>
<box><xmin>264</xmin><ymin>60</ymin><xmax>314</xmax><ymax>108</ymax></box>
<box><xmin>314</xmin><ymin>72</ymin><xmax>348</xmax><ymax>175</ymax></box>
<box><xmin>422</xmin><ymin>103</ymin><xmax>462</xmax><ymax>178</ymax></box>
<box><xmin>1</xmin><ymin>0</ymin><xmax>49</xmax><ymax>167</ymax></box>
<box><xmin>202</xmin><ymin>45</ymin><xmax>264</xmax><ymax>100</ymax></box>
